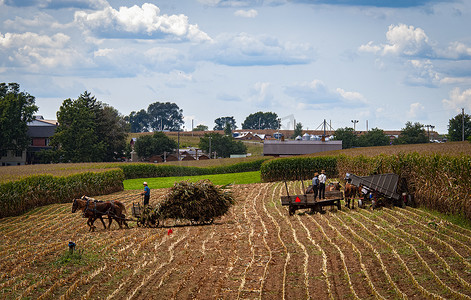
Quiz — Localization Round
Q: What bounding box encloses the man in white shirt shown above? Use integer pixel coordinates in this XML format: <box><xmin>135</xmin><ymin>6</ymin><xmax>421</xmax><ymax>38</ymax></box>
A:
<box><xmin>318</xmin><ymin>170</ymin><xmax>327</xmax><ymax>199</ymax></box>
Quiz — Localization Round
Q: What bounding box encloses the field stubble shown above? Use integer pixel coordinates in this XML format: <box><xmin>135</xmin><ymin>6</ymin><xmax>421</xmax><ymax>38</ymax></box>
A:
<box><xmin>1</xmin><ymin>182</ymin><xmax>471</xmax><ymax>299</ymax></box>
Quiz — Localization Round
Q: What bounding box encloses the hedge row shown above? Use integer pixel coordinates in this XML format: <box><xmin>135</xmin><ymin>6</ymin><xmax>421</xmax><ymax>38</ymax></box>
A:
<box><xmin>0</xmin><ymin>169</ymin><xmax>124</xmax><ymax>218</ymax></box>
<box><xmin>261</xmin><ymin>153</ymin><xmax>471</xmax><ymax>220</ymax></box>
<box><xmin>118</xmin><ymin>158</ymin><xmax>270</xmax><ymax>179</ymax></box>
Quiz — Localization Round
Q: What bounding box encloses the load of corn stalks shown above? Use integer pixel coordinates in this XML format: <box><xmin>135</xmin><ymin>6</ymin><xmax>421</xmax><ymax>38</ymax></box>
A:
<box><xmin>158</xmin><ymin>179</ymin><xmax>235</xmax><ymax>225</ymax></box>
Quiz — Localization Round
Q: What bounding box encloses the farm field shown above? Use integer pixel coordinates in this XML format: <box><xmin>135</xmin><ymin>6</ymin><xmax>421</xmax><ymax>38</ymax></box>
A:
<box><xmin>1</xmin><ymin>181</ymin><xmax>471</xmax><ymax>299</ymax></box>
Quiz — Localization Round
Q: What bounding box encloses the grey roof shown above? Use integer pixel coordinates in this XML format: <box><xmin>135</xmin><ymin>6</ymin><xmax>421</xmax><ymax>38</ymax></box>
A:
<box><xmin>263</xmin><ymin>140</ymin><xmax>342</xmax><ymax>156</ymax></box>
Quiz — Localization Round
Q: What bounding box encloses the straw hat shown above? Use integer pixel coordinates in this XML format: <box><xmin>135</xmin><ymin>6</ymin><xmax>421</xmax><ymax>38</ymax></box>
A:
<box><xmin>143</xmin><ymin>182</ymin><xmax>148</xmax><ymax>185</ymax></box>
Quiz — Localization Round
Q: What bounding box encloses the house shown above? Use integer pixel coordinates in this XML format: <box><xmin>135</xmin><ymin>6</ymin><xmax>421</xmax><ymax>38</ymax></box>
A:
<box><xmin>1</xmin><ymin>116</ymin><xmax>57</xmax><ymax>166</ymax></box>
<box><xmin>26</xmin><ymin>117</ymin><xmax>58</xmax><ymax>164</ymax></box>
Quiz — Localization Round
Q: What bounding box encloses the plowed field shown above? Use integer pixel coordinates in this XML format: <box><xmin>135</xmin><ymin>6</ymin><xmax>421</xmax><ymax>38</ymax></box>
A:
<box><xmin>1</xmin><ymin>182</ymin><xmax>471</xmax><ymax>299</ymax></box>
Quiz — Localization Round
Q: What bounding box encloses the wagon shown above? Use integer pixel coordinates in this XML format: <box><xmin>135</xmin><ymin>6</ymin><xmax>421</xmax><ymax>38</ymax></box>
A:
<box><xmin>345</xmin><ymin>173</ymin><xmax>411</xmax><ymax>208</ymax></box>
<box><xmin>132</xmin><ymin>202</ymin><xmax>159</xmax><ymax>227</ymax></box>
<box><xmin>281</xmin><ymin>181</ymin><xmax>343</xmax><ymax>215</ymax></box>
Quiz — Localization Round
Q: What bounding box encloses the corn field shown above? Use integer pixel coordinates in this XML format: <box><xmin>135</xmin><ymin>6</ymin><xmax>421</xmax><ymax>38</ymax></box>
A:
<box><xmin>1</xmin><ymin>182</ymin><xmax>471</xmax><ymax>299</ymax></box>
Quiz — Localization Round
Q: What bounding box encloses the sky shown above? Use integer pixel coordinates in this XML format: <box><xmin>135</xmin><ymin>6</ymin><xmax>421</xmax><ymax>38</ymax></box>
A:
<box><xmin>1</xmin><ymin>0</ymin><xmax>471</xmax><ymax>134</ymax></box>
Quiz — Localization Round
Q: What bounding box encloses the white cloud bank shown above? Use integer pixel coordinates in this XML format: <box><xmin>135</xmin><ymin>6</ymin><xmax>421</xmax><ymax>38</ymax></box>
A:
<box><xmin>442</xmin><ymin>88</ymin><xmax>471</xmax><ymax>112</ymax></box>
<box><xmin>74</xmin><ymin>3</ymin><xmax>212</xmax><ymax>42</ymax></box>
<box><xmin>234</xmin><ymin>9</ymin><xmax>258</xmax><ymax>18</ymax></box>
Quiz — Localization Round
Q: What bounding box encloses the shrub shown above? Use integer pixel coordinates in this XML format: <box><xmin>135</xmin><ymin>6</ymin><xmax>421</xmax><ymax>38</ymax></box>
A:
<box><xmin>260</xmin><ymin>156</ymin><xmax>338</xmax><ymax>182</ymax></box>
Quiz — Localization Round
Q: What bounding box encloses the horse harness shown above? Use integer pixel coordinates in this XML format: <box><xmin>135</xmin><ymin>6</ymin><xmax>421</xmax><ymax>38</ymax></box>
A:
<box><xmin>83</xmin><ymin>198</ymin><xmax>117</xmax><ymax>219</ymax></box>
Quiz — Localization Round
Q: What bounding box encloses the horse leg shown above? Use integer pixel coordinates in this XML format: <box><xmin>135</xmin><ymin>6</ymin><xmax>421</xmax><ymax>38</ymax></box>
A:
<box><xmin>99</xmin><ymin>216</ymin><xmax>107</xmax><ymax>230</ymax></box>
<box><xmin>87</xmin><ymin>217</ymin><xmax>96</xmax><ymax>232</ymax></box>
<box><xmin>107</xmin><ymin>215</ymin><xmax>113</xmax><ymax>230</ymax></box>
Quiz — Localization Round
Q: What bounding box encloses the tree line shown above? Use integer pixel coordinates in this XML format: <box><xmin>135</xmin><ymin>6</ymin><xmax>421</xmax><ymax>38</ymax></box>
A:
<box><xmin>1</xmin><ymin>82</ymin><xmax>470</xmax><ymax>163</ymax></box>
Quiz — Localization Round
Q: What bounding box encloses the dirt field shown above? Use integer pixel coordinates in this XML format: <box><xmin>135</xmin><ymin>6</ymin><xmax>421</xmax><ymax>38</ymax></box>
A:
<box><xmin>1</xmin><ymin>182</ymin><xmax>471</xmax><ymax>299</ymax></box>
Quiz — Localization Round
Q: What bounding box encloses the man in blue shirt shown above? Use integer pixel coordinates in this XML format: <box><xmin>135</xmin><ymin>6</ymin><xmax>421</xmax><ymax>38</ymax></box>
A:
<box><xmin>141</xmin><ymin>182</ymin><xmax>150</xmax><ymax>206</ymax></box>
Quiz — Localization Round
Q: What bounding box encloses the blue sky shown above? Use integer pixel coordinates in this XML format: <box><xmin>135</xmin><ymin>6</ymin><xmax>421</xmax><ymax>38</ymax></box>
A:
<box><xmin>1</xmin><ymin>0</ymin><xmax>471</xmax><ymax>134</ymax></box>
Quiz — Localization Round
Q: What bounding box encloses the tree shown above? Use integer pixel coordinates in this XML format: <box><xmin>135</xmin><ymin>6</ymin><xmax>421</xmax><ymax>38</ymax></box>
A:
<box><xmin>332</xmin><ymin>127</ymin><xmax>358</xmax><ymax>149</ymax></box>
<box><xmin>393</xmin><ymin>121</ymin><xmax>428</xmax><ymax>145</ymax></box>
<box><xmin>224</xmin><ymin>123</ymin><xmax>232</xmax><ymax>136</ymax></box>
<box><xmin>97</xmin><ymin>105</ymin><xmax>128</xmax><ymax>161</ymax></box>
<box><xmin>358</xmin><ymin>128</ymin><xmax>390</xmax><ymax>147</ymax></box>
<box><xmin>147</xmin><ymin>102</ymin><xmax>183</xmax><ymax>131</ymax></box>
<box><xmin>52</xmin><ymin>91</ymin><xmax>127</xmax><ymax>162</ymax></box>
<box><xmin>198</xmin><ymin>133</ymin><xmax>247</xmax><ymax>158</ymax></box>
<box><xmin>447</xmin><ymin>112</ymin><xmax>471</xmax><ymax>142</ymax></box>
<box><xmin>0</xmin><ymin>83</ymin><xmax>38</xmax><ymax>152</ymax></box>
<box><xmin>214</xmin><ymin>116</ymin><xmax>237</xmax><ymax>131</ymax></box>
<box><xmin>134</xmin><ymin>132</ymin><xmax>177</xmax><ymax>159</ymax></box>
<box><xmin>126</xmin><ymin>109</ymin><xmax>150</xmax><ymax>133</ymax></box>
<box><xmin>241</xmin><ymin>112</ymin><xmax>279</xmax><ymax>130</ymax></box>
<box><xmin>292</xmin><ymin>122</ymin><xmax>303</xmax><ymax>139</ymax></box>
<box><xmin>193</xmin><ymin>124</ymin><xmax>208</xmax><ymax>131</ymax></box>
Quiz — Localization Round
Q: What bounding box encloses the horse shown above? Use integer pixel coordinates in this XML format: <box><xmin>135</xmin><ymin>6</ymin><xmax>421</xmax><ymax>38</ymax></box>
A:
<box><xmin>72</xmin><ymin>196</ymin><xmax>128</xmax><ymax>232</ymax></box>
<box><xmin>344</xmin><ymin>183</ymin><xmax>362</xmax><ymax>209</ymax></box>
<box><xmin>326</xmin><ymin>182</ymin><xmax>340</xmax><ymax>192</ymax></box>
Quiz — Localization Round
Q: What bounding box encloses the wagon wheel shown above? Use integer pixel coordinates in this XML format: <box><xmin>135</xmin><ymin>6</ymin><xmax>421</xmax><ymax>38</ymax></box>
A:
<box><xmin>288</xmin><ymin>205</ymin><xmax>296</xmax><ymax>216</ymax></box>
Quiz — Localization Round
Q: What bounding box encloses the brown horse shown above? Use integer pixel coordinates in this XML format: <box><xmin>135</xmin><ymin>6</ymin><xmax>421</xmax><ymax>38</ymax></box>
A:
<box><xmin>344</xmin><ymin>183</ymin><xmax>361</xmax><ymax>209</ymax></box>
<box><xmin>72</xmin><ymin>196</ymin><xmax>128</xmax><ymax>232</ymax></box>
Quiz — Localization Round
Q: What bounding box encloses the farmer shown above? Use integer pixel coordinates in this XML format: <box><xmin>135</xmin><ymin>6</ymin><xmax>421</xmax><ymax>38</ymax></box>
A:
<box><xmin>141</xmin><ymin>182</ymin><xmax>150</xmax><ymax>206</ymax></box>
<box><xmin>318</xmin><ymin>170</ymin><xmax>327</xmax><ymax>199</ymax></box>
<box><xmin>312</xmin><ymin>172</ymin><xmax>319</xmax><ymax>200</ymax></box>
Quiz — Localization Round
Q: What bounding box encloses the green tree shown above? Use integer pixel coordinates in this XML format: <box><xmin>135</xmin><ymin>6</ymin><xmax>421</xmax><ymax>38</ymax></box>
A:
<box><xmin>292</xmin><ymin>122</ymin><xmax>303</xmax><ymax>139</ymax></box>
<box><xmin>447</xmin><ymin>112</ymin><xmax>471</xmax><ymax>141</ymax></box>
<box><xmin>332</xmin><ymin>127</ymin><xmax>358</xmax><ymax>149</ymax></box>
<box><xmin>198</xmin><ymin>133</ymin><xmax>247</xmax><ymax>158</ymax></box>
<box><xmin>134</xmin><ymin>132</ymin><xmax>177</xmax><ymax>159</ymax></box>
<box><xmin>0</xmin><ymin>83</ymin><xmax>38</xmax><ymax>152</ymax></box>
<box><xmin>393</xmin><ymin>121</ymin><xmax>428</xmax><ymax>145</ymax></box>
<box><xmin>214</xmin><ymin>116</ymin><xmax>237</xmax><ymax>131</ymax></box>
<box><xmin>193</xmin><ymin>124</ymin><xmax>208</xmax><ymax>131</ymax></box>
<box><xmin>242</xmin><ymin>112</ymin><xmax>279</xmax><ymax>130</ymax></box>
<box><xmin>224</xmin><ymin>123</ymin><xmax>232</xmax><ymax>136</ymax></box>
<box><xmin>52</xmin><ymin>91</ymin><xmax>127</xmax><ymax>162</ymax></box>
<box><xmin>358</xmin><ymin>128</ymin><xmax>390</xmax><ymax>147</ymax></box>
<box><xmin>147</xmin><ymin>102</ymin><xmax>183</xmax><ymax>131</ymax></box>
<box><xmin>126</xmin><ymin>109</ymin><xmax>150</xmax><ymax>133</ymax></box>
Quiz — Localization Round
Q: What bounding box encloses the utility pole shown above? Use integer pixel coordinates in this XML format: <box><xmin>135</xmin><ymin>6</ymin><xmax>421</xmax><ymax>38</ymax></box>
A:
<box><xmin>351</xmin><ymin>120</ymin><xmax>359</xmax><ymax>132</ymax></box>
<box><xmin>463</xmin><ymin>108</ymin><xmax>465</xmax><ymax>142</ymax></box>
<box><xmin>424</xmin><ymin>124</ymin><xmax>434</xmax><ymax>141</ymax></box>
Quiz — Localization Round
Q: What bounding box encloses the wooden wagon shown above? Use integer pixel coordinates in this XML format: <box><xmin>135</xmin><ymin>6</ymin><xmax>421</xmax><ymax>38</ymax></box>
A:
<box><xmin>281</xmin><ymin>181</ymin><xmax>343</xmax><ymax>215</ymax></box>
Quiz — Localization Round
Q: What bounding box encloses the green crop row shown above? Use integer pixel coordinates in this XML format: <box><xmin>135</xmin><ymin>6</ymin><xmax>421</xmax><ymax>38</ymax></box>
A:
<box><xmin>0</xmin><ymin>169</ymin><xmax>124</xmax><ymax>218</ymax></box>
<box><xmin>118</xmin><ymin>158</ymin><xmax>270</xmax><ymax>179</ymax></box>
<box><xmin>260</xmin><ymin>156</ymin><xmax>339</xmax><ymax>182</ymax></box>
<box><xmin>261</xmin><ymin>153</ymin><xmax>471</xmax><ymax>220</ymax></box>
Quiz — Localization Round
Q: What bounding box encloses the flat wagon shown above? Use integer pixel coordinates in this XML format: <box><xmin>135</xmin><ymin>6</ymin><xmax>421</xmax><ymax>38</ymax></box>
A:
<box><xmin>281</xmin><ymin>181</ymin><xmax>343</xmax><ymax>215</ymax></box>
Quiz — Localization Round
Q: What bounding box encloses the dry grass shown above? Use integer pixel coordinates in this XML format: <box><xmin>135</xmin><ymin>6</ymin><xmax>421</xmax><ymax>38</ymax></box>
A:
<box><xmin>306</xmin><ymin>141</ymin><xmax>471</xmax><ymax>157</ymax></box>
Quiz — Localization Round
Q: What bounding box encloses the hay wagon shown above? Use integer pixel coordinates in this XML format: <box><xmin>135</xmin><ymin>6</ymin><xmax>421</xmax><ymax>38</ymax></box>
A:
<box><xmin>345</xmin><ymin>173</ymin><xmax>412</xmax><ymax>208</ymax></box>
<box><xmin>281</xmin><ymin>181</ymin><xmax>343</xmax><ymax>215</ymax></box>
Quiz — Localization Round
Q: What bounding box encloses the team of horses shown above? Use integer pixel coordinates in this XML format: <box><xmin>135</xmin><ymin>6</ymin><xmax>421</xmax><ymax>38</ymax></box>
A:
<box><xmin>305</xmin><ymin>180</ymin><xmax>365</xmax><ymax>209</ymax></box>
<box><xmin>71</xmin><ymin>196</ymin><xmax>129</xmax><ymax>232</ymax></box>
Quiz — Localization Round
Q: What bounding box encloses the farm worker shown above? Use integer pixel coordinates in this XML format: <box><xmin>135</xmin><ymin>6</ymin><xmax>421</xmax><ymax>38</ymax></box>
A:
<box><xmin>312</xmin><ymin>172</ymin><xmax>319</xmax><ymax>200</ymax></box>
<box><xmin>141</xmin><ymin>182</ymin><xmax>150</xmax><ymax>206</ymax></box>
<box><xmin>318</xmin><ymin>170</ymin><xmax>327</xmax><ymax>199</ymax></box>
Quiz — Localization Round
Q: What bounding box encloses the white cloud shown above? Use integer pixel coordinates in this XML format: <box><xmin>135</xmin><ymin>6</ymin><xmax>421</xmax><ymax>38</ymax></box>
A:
<box><xmin>404</xmin><ymin>59</ymin><xmax>440</xmax><ymax>87</ymax></box>
<box><xmin>234</xmin><ymin>9</ymin><xmax>258</xmax><ymax>18</ymax></box>
<box><xmin>360</xmin><ymin>24</ymin><xmax>433</xmax><ymax>57</ymax></box>
<box><xmin>407</xmin><ymin>102</ymin><xmax>425</xmax><ymax>118</ymax></box>
<box><xmin>336</xmin><ymin>88</ymin><xmax>367</xmax><ymax>103</ymax></box>
<box><xmin>199</xmin><ymin>32</ymin><xmax>313</xmax><ymax>66</ymax></box>
<box><xmin>436</xmin><ymin>41</ymin><xmax>471</xmax><ymax>60</ymax></box>
<box><xmin>249</xmin><ymin>82</ymin><xmax>272</xmax><ymax>104</ymax></box>
<box><xmin>284</xmin><ymin>79</ymin><xmax>367</xmax><ymax>108</ymax></box>
<box><xmin>74</xmin><ymin>3</ymin><xmax>212</xmax><ymax>42</ymax></box>
<box><xmin>0</xmin><ymin>32</ymin><xmax>86</xmax><ymax>72</ymax></box>
<box><xmin>442</xmin><ymin>88</ymin><xmax>471</xmax><ymax>112</ymax></box>
<box><xmin>92</xmin><ymin>46</ymin><xmax>193</xmax><ymax>76</ymax></box>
